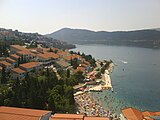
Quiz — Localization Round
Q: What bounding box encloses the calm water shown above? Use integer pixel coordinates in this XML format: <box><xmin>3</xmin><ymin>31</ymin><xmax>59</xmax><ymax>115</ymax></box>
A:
<box><xmin>72</xmin><ymin>44</ymin><xmax>160</xmax><ymax>112</ymax></box>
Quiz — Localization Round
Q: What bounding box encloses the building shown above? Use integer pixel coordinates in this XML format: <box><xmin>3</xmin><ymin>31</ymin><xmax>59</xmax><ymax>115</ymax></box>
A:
<box><xmin>51</xmin><ymin>113</ymin><xmax>84</xmax><ymax>120</ymax></box>
<box><xmin>19</xmin><ymin>62</ymin><xmax>42</xmax><ymax>73</ymax></box>
<box><xmin>0</xmin><ymin>106</ymin><xmax>110</xmax><ymax>120</ymax></box>
<box><xmin>10</xmin><ymin>45</ymin><xmax>28</xmax><ymax>53</ymax></box>
<box><xmin>55</xmin><ymin>60</ymin><xmax>70</xmax><ymax>69</ymax></box>
<box><xmin>0</xmin><ymin>106</ymin><xmax>51</xmax><ymax>120</ymax></box>
<box><xmin>10</xmin><ymin>54</ymin><xmax>20</xmax><ymax>61</ymax></box>
<box><xmin>11</xmin><ymin>67</ymin><xmax>26</xmax><ymax>80</ymax></box>
<box><xmin>0</xmin><ymin>61</ymin><xmax>12</xmax><ymax>72</ymax></box>
<box><xmin>6</xmin><ymin>57</ymin><xmax>17</xmax><ymax>67</ymax></box>
<box><xmin>120</xmin><ymin>107</ymin><xmax>160</xmax><ymax>120</ymax></box>
<box><xmin>84</xmin><ymin>117</ymin><xmax>110</xmax><ymax>120</ymax></box>
<box><xmin>51</xmin><ymin>114</ymin><xmax>110</xmax><ymax>120</ymax></box>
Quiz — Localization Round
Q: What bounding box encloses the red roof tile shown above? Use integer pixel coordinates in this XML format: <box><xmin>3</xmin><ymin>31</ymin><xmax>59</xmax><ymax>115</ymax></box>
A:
<box><xmin>51</xmin><ymin>113</ymin><xmax>84</xmax><ymax>120</ymax></box>
<box><xmin>37</xmin><ymin>52</ymin><xmax>59</xmax><ymax>59</ymax></box>
<box><xmin>84</xmin><ymin>117</ymin><xmax>110</xmax><ymax>120</ymax></box>
<box><xmin>10</xmin><ymin>45</ymin><xmax>27</xmax><ymax>51</ymax></box>
<box><xmin>20</xmin><ymin>62</ymin><xmax>41</xmax><ymax>69</ymax></box>
<box><xmin>122</xmin><ymin>108</ymin><xmax>144</xmax><ymax>120</ymax></box>
<box><xmin>0</xmin><ymin>106</ymin><xmax>51</xmax><ymax>120</ymax></box>
<box><xmin>11</xmin><ymin>67</ymin><xmax>26</xmax><ymax>74</ymax></box>
<box><xmin>75</xmin><ymin>66</ymin><xmax>86</xmax><ymax>72</ymax></box>
<box><xmin>0</xmin><ymin>66</ymin><xmax>2</xmax><ymax>71</ymax></box>
<box><xmin>10</xmin><ymin>54</ymin><xmax>20</xmax><ymax>59</ymax></box>
<box><xmin>6</xmin><ymin>57</ymin><xmax>16</xmax><ymax>63</ymax></box>
<box><xmin>0</xmin><ymin>61</ymin><xmax>12</xmax><ymax>67</ymax></box>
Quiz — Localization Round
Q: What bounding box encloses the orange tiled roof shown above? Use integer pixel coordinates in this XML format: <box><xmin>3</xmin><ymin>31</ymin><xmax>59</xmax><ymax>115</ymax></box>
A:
<box><xmin>17</xmin><ymin>50</ymin><xmax>36</xmax><ymax>56</ymax></box>
<box><xmin>0</xmin><ymin>112</ymin><xmax>40</xmax><ymax>120</ymax></box>
<box><xmin>37</xmin><ymin>52</ymin><xmax>59</xmax><ymax>59</ymax></box>
<box><xmin>51</xmin><ymin>113</ymin><xmax>84</xmax><ymax>119</ymax></box>
<box><xmin>80</xmin><ymin>64</ymin><xmax>88</xmax><ymax>67</ymax></box>
<box><xmin>64</xmin><ymin>54</ymin><xmax>81</xmax><ymax>61</ymax></box>
<box><xmin>10</xmin><ymin>45</ymin><xmax>27</xmax><ymax>51</ymax></box>
<box><xmin>75</xmin><ymin>66</ymin><xmax>86</xmax><ymax>72</ymax></box>
<box><xmin>122</xmin><ymin>108</ymin><xmax>144</xmax><ymax>120</ymax></box>
<box><xmin>142</xmin><ymin>111</ymin><xmax>155</xmax><ymax>117</ymax></box>
<box><xmin>57</xmin><ymin>51</ymin><xmax>67</xmax><ymax>56</ymax></box>
<box><xmin>10</xmin><ymin>54</ymin><xmax>20</xmax><ymax>59</ymax></box>
<box><xmin>6</xmin><ymin>57</ymin><xmax>16</xmax><ymax>63</ymax></box>
<box><xmin>0</xmin><ymin>66</ymin><xmax>2</xmax><ymax>71</ymax></box>
<box><xmin>11</xmin><ymin>67</ymin><xmax>26</xmax><ymax>74</ymax></box>
<box><xmin>0</xmin><ymin>106</ymin><xmax>51</xmax><ymax>120</ymax></box>
<box><xmin>0</xmin><ymin>61</ymin><xmax>12</xmax><ymax>66</ymax></box>
<box><xmin>155</xmin><ymin>112</ymin><xmax>160</xmax><ymax>116</ymax></box>
<box><xmin>84</xmin><ymin>117</ymin><xmax>110</xmax><ymax>120</ymax></box>
<box><xmin>20</xmin><ymin>62</ymin><xmax>41</xmax><ymax>69</ymax></box>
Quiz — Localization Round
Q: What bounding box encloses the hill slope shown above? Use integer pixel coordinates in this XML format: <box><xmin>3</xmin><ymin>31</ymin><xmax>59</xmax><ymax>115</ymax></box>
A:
<box><xmin>0</xmin><ymin>28</ymin><xmax>75</xmax><ymax>49</ymax></box>
<box><xmin>46</xmin><ymin>28</ymin><xmax>160</xmax><ymax>48</ymax></box>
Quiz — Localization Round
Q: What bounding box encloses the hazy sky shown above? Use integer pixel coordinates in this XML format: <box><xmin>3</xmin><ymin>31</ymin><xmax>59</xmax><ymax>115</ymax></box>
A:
<box><xmin>0</xmin><ymin>0</ymin><xmax>160</xmax><ymax>34</ymax></box>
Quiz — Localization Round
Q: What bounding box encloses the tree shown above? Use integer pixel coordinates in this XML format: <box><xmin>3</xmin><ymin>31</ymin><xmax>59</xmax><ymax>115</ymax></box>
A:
<box><xmin>1</xmin><ymin>66</ymin><xmax>6</xmax><ymax>84</ymax></box>
<box><xmin>67</xmin><ymin>69</ymin><xmax>70</xmax><ymax>78</ymax></box>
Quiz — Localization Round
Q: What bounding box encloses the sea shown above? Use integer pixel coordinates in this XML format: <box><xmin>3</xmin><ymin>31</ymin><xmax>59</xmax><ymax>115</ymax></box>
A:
<box><xmin>72</xmin><ymin>44</ymin><xmax>160</xmax><ymax>113</ymax></box>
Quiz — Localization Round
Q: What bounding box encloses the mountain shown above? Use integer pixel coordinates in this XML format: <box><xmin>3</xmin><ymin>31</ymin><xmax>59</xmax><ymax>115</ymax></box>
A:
<box><xmin>154</xmin><ymin>28</ymin><xmax>160</xmax><ymax>31</ymax></box>
<box><xmin>46</xmin><ymin>28</ymin><xmax>160</xmax><ymax>48</ymax></box>
<box><xmin>0</xmin><ymin>28</ymin><xmax>75</xmax><ymax>49</ymax></box>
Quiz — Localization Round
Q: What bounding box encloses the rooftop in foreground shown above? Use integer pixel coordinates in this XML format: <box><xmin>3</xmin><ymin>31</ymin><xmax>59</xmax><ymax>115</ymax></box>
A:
<box><xmin>0</xmin><ymin>106</ymin><xmax>51</xmax><ymax>120</ymax></box>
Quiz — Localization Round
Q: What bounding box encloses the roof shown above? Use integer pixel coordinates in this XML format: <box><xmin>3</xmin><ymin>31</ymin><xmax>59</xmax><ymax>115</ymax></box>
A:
<box><xmin>75</xmin><ymin>66</ymin><xmax>86</xmax><ymax>72</ymax></box>
<box><xmin>20</xmin><ymin>62</ymin><xmax>41</xmax><ymax>69</ymax></box>
<box><xmin>0</xmin><ymin>61</ymin><xmax>12</xmax><ymax>67</ymax></box>
<box><xmin>11</xmin><ymin>67</ymin><xmax>26</xmax><ymax>74</ymax></box>
<box><xmin>122</xmin><ymin>108</ymin><xmax>144</xmax><ymax>120</ymax></box>
<box><xmin>57</xmin><ymin>51</ymin><xmax>67</xmax><ymax>56</ymax></box>
<box><xmin>64</xmin><ymin>54</ymin><xmax>81</xmax><ymax>61</ymax></box>
<box><xmin>84</xmin><ymin>117</ymin><xmax>110</xmax><ymax>120</ymax></box>
<box><xmin>51</xmin><ymin>113</ymin><xmax>84</xmax><ymax>120</ymax></box>
<box><xmin>37</xmin><ymin>52</ymin><xmax>59</xmax><ymax>59</ymax></box>
<box><xmin>0</xmin><ymin>66</ymin><xmax>2</xmax><ymax>71</ymax></box>
<box><xmin>10</xmin><ymin>45</ymin><xmax>27</xmax><ymax>51</ymax></box>
<box><xmin>6</xmin><ymin>57</ymin><xmax>16</xmax><ymax>63</ymax></box>
<box><xmin>10</xmin><ymin>54</ymin><xmax>20</xmax><ymax>59</ymax></box>
<box><xmin>56</xmin><ymin>60</ymin><xmax>70</xmax><ymax>68</ymax></box>
<box><xmin>0</xmin><ymin>106</ymin><xmax>51</xmax><ymax>120</ymax></box>
<box><xmin>17</xmin><ymin>50</ymin><xmax>36</xmax><ymax>56</ymax></box>
<box><xmin>142</xmin><ymin>111</ymin><xmax>155</xmax><ymax>117</ymax></box>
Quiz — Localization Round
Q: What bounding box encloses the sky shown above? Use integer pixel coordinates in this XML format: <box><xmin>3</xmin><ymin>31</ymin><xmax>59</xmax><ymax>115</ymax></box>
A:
<box><xmin>0</xmin><ymin>0</ymin><xmax>160</xmax><ymax>34</ymax></box>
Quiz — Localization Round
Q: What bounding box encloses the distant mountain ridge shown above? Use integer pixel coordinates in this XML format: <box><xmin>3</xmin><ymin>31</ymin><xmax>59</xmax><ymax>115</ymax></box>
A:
<box><xmin>46</xmin><ymin>28</ymin><xmax>160</xmax><ymax>48</ymax></box>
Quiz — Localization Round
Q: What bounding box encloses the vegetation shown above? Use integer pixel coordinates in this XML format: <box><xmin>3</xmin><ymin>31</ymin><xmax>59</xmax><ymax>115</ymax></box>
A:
<box><xmin>0</xmin><ymin>69</ymin><xmax>76</xmax><ymax>113</ymax></box>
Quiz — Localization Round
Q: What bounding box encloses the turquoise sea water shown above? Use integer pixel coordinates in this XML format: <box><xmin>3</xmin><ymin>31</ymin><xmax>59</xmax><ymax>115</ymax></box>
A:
<box><xmin>72</xmin><ymin>44</ymin><xmax>160</xmax><ymax>112</ymax></box>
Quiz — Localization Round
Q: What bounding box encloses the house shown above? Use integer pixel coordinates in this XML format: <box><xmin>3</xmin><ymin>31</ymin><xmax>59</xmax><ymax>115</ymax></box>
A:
<box><xmin>51</xmin><ymin>113</ymin><xmax>84</xmax><ymax>120</ymax></box>
<box><xmin>121</xmin><ymin>108</ymin><xmax>144</xmax><ymax>120</ymax></box>
<box><xmin>16</xmin><ymin>50</ymin><xmax>36</xmax><ymax>61</ymax></box>
<box><xmin>75</xmin><ymin>66</ymin><xmax>86</xmax><ymax>73</ymax></box>
<box><xmin>55</xmin><ymin>60</ymin><xmax>70</xmax><ymax>69</ymax></box>
<box><xmin>121</xmin><ymin>107</ymin><xmax>160</xmax><ymax>120</ymax></box>
<box><xmin>6</xmin><ymin>57</ymin><xmax>17</xmax><ymax>67</ymax></box>
<box><xmin>11</xmin><ymin>67</ymin><xmax>26</xmax><ymax>80</ymax></box>
<box><xmin>57</xmin><ymin>51</ymin><xmax>68</xmax><ymax>58</ymax></box>
<box><xmin>36</xmin><ymin>52</ymin><xmax>59</xmax><ymax>65</ymax></box>
<box><xmin>0</xmin><ymin>106</ymin><xmax>51</xmax><ymax>120</ymax></box>
<box><xmin>10</xmin><ymin>45</ymin><xmax>28</xmax><ymax>53</ymax></box>
<box><xmin>10</xmin><ymin>54</ymin><xmax>20</xmax><ymax>61</ymax></box>
<box><xmin>51</xmin><ymin>113</ymin><xmax>110</xmax><ymax>120</ymax></box>
<box><xmin>19</xmin><ymin>62</ymin><xmax>42</xmax><ymax>73</ymax></box>
<box><xmin>0</xmin><ymin>61</ymin><xmax>12</xmax><ymax>72</ymax></box>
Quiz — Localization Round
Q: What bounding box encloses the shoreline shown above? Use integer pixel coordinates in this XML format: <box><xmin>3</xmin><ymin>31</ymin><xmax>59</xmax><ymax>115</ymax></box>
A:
<box><xmin>74</xmin><ymin>61</ymin><xmax>118</xmax><ymax>117</ymax></box>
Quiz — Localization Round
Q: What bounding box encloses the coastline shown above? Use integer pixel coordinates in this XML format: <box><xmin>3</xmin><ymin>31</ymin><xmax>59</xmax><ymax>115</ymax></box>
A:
<box><xmin>74</xmin><ymin>61</ymin><xmax>119</xmax><ymax>118</ymax></box>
